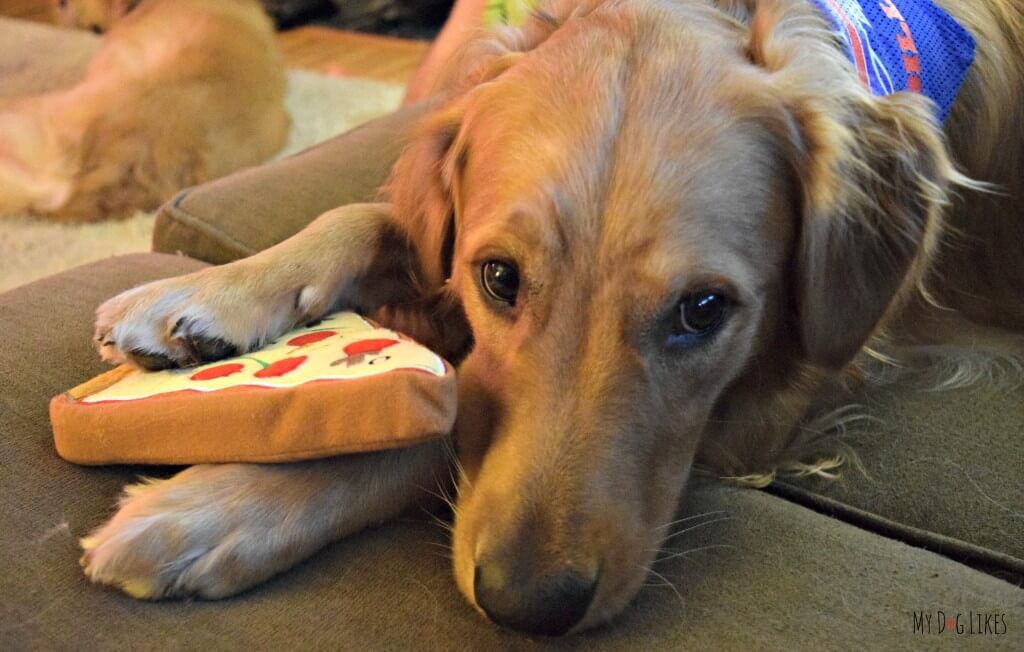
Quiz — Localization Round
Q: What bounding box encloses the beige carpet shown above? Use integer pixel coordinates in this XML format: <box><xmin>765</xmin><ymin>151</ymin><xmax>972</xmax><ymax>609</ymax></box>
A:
<box><xmin>0</xmin><ymin>69</ymin><xmax>404</xmax><ymax>293</ymax></box>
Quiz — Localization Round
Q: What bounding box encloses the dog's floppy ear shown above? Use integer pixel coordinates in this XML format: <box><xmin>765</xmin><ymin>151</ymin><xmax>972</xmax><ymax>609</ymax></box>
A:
<box><xmin>388</xmin><ymin>1</ymin><xmax>596</xmax><ymax>290</ymax></box>
<box><xmin>387</xmin><ymin>6</ymin><xmax>565</xmax><ymax>290</ymax></box>
<box><xmin>789</xmin><ymin>91</ymin><xmax>957</xmax><ymax>369</ymax></box>
<box><xmin>387</xmin><ymin>105</ymin><xmax>465</xmax><ymax>291</ymax></box>
<box><xmin>747</xmin><ymin>2</ymin><xmax>963</xmax><ymax>370</ymax></box>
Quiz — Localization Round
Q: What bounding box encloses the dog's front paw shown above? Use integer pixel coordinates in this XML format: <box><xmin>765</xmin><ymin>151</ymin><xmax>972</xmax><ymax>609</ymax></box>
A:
<box><xmin>94</xmin><ymin>274</ymin><xmax>270</xmax><ymax>370</ymax></box>
<box><xmin>80</xmin><ymin>467</ymin><xmax>294</xmax><ymax>600</ymax></box>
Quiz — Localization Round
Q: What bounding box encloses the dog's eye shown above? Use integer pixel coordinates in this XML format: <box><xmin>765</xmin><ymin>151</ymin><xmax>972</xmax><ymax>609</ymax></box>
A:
<box><xmin>669</xmin><ymin>291</ymin><xmax>730</xmax><ymax>346</ymax></box>
<box><xmin>481</xmin><ymin>260</ymin><xmax>520</xmax><ymax>306</ymax></box>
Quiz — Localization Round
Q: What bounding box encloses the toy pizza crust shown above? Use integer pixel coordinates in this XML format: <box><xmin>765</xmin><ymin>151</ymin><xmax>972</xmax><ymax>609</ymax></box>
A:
<box><xmin>50</xmin><ymin>313</ymin><xmax>456</xmax><ymax>465</ymax></box>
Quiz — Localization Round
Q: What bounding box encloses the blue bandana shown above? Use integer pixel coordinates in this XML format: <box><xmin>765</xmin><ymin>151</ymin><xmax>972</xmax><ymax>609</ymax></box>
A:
<box><xmin>809</xmin><ymin>0</ymin><xmax>976</xmax><ymax>122</ymax></box>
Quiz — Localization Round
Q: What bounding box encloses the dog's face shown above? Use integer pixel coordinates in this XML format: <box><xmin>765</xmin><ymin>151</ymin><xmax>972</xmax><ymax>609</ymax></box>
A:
<box><xmin>391</xmin><ymin>0</ymin><xmax>957</xmax><ymax>635</ymax></box>
<box><xmin>446</xmin><ymin>21</ymin><xmax>795</xmax><ymax>633</ymax></box>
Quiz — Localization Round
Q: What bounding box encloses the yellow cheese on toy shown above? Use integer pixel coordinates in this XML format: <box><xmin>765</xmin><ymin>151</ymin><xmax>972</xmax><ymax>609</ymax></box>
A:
<box><xmin>50</xmin><ymin>312</ymin><xmax>456</xmax><ymax>465</ymax></box>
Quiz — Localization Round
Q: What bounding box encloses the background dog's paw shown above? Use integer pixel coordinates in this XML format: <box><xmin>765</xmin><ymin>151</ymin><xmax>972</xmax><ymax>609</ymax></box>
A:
<box><xmin>80</xmin><ymin>470</ymin><xmax>284</xmax><ymax>600</ymax></box>
<box><xmin>94</xmin><ymin>279</ymin><xmax>245</xmax><ymax>370</ymax></box>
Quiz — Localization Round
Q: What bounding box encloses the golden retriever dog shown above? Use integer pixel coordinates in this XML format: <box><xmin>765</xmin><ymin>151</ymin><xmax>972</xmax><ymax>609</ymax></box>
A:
<box><xmin>78</xmin><ymin>0</ymin><xmax>1023</xmax><ymax>636</ymax></box>
<box><xmin>0</xmin><ymin>0</ymin><xmax>287</xmax><ymax>221</ymax></box>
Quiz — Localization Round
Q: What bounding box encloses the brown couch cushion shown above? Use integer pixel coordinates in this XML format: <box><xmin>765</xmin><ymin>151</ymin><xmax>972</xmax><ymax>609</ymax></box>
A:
<box><xmin>152</xmin><ymin>103</ymin><xmax>428</xmax><ymax>264</ymax></box>
<box><xmin>0</xmin><ymin>17</ymin><xmax>98</xmax><ymax>98</ymax></box>
<box><xmin>775</xmin><ymin>373</ymin><xmax>1024</xmax><ymax>584</ymax></box>
<box><xmin>1</xmin><ymin>254</ymin><xmax>1022</xmax><ymax>649</ymax></box>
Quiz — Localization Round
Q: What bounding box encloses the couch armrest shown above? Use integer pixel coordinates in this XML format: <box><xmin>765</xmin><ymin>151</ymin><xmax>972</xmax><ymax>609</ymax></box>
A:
<box><xmin>152</xmin><ymin>101</ymin><xmax>428</xmax><ymax>264</ymax></box>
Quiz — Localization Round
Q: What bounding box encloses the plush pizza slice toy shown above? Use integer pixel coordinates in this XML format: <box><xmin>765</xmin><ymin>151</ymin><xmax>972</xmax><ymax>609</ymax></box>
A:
<box><xmin>50</xmin><ymin>313</ymin><xmax>456</xmax><ymax>465</ymax></box>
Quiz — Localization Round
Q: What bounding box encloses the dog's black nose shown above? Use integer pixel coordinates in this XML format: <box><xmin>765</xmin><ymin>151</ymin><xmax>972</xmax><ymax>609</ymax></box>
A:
<box><xmin>474</xmin><ymin>563</ymin><xmax>597</xmax><ymax>636</ymax></box>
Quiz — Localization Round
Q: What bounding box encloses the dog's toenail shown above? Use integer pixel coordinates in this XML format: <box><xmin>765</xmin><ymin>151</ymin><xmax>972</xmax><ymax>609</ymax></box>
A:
<box><xmin>183</xmin><ymin>334</ymin><xmax>239</xmax><ymax>363</ymax></box>
<box><xmin>171</xmin><ymin>316</ymin><xmax>189</xmax><ymax>337</ymax></box>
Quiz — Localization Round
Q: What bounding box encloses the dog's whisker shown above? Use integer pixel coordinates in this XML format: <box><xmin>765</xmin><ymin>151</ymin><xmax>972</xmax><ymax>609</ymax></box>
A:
<box><xmin>654</xmin><ymin>543</ymin><xmax>736</xmax><ymax>563</ymax></box>
<box><xmin>444</xmin><ymin>464</ymin><xmax>463</xmax><ymax>507</ymax></box>
<box><xmin>419</xmin><ymin>506</ymin><xmax>455</xmax><ymax>533</ymax></box>
<box><xmin>638</xmin><ymin>564</ymin><xmax>685</xmax><ymax>608</ymax></box>
<box><xmin>416</xmin><ymin>504</ymin><xmax>455</xmax><ymax>536</ymax></box>
<box><xmin>416</xmin><ymin>483</ymin><xmax>459</xmax><ymax>516</ymax></box>
<box><xmin>660</xmin><ymin>516</ymin><xmax>734</xmax><ymax>543</ymax></box>
<box><xmin>428</xmin><ymin>517</ymin><xmax>454</xmax><ymax>534</ymax></box>
<box><xmin>453</xmin><ymin>455</ymin><xmax>472</xmax><ymax>492</ymax></box>
<box><xmin>425</xmin><ymin>550</ymin><xmax>454</xmax><ymax>561</ymax></box>
<box><xmin>654</xmin><ymin>510</ymin><xmax>731</xmax><ymax>532</ymax></box>
<box><xmin>433</xmin><ymin>455</ymin><xmax>465</xmax><ymax>515</ymax></box>
<box><xmin>420</xmin><ymin>540</ymin><xmax>454</xmax><ymax>553</ymax></box>
<box><xmin>439</xmin><ymin>438</ymin><xmax>472</xmax><ymax>492</ymax></box>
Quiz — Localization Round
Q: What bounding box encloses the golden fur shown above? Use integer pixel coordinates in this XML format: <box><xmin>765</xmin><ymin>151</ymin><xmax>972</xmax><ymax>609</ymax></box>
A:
<box><xmin>78</xmin><ymin>0</ymin><xmax>1023</xmax><ymax>635</ymax></box>
<box><xmin>0</xmin><ymin>0</ymin><xmax>288</xmax><ymax>221</ymax></box>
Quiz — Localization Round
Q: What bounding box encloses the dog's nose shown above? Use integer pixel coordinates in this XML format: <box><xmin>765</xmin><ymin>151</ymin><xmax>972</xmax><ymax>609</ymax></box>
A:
<box><xmin>473</xmin><ymin>562</ymin><xmax>597</xmax><ymax>636</ymax></box>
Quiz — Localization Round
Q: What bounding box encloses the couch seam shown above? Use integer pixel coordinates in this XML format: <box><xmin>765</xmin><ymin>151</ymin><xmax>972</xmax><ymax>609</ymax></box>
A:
<box><xmin>156</xmin><ymin>197</ymin><xmax>257</xmax><ymax>261</ymax></box>
<box><xmin>768</xmin><ymin>480</ymin><xmax>1024</xmax><ymax>586</ymax></box>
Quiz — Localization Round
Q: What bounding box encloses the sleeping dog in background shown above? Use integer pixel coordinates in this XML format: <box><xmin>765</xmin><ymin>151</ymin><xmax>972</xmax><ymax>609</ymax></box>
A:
<box><xmin>0</xmin><ymin>0</ymin><xmax>287</xmax><ymax>221</ymax></box>
<box><xmin>78</xmin><ymin>0</ymin><xmax>1022</xmax><ymax>636</ymax></box>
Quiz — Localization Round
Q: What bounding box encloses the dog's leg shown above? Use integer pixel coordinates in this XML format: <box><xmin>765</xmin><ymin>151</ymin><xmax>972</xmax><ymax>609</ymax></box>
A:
<box><xmin>94</xmin><ymin>203</ymin><xmax>412</xmax><ymax>369</ymax></box>
<box><xmin>80</xmin><ymin>438</ymin><xmax>451</xmax><ymax>599</ymax></box>
<box><xmin>0</xmin><ymin>95</ymin><xmax>72</xmax><ymax>215</ymax></box>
